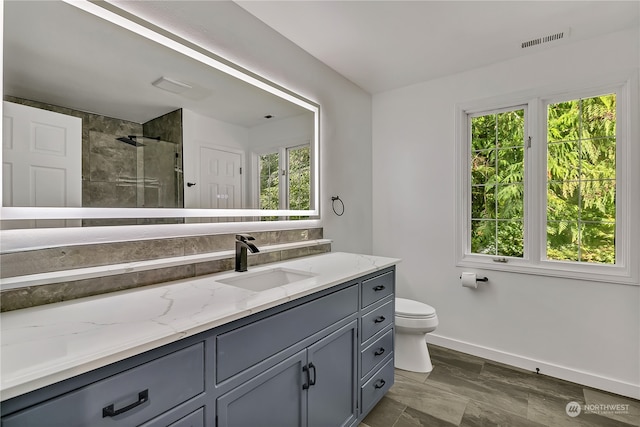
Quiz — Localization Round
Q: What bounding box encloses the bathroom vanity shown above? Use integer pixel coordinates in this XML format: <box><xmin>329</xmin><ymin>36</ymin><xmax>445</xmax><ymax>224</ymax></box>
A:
<box><xmin>0</xmin><ymin>252</ymin><xmax>398</xmax><ymax>426</ymax></box>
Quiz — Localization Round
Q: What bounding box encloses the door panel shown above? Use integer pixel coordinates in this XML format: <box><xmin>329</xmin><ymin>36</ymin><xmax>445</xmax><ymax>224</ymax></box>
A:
<box><xmin>217</xmin><ymin>349</ymin><xmax>307</xmax><ymax>427</ymax></box>
<box><xmin>307</xmin><ymin>321</ymin><xmax>358</xmax><ymax>427</ymax></box>
<box><xmin>199</xmin><ymin>147</ymin><xmax>242</xmax><ymax>209</ymax></box>
<box><xmin>2</xmin><ymin>101</ymin><xmax>82</xmax><ymax>227</ymax></box>
<box><xmin>2</xmin><ymin>101</ymin><xmax>81</xmax><ymax>207</ymax></box>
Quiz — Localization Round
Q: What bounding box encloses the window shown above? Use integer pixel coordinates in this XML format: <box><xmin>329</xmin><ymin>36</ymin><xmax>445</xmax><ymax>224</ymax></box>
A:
<box><xmin>286</xmin><ymin>145</ymin><xmax>311</xmax><ymax>212</ymax></box>
<box><xmin>257</xmin><ymin>143</ymin><xmax>311</xmax><ymax>219</ymax></box>
<box><xmin>258</xmin><ymin>151</ymin><xmax>280</xmax><ymax>211</ymax></box>
<box><xmin>546</xmin><ymin>95</ymin><xmax>617</xmax><ymax>264</ymax></box>
<box><xmin>456</xmin><ymin>79</ymin><xmax>633</xmax><ymax>283</ymax></box>
<box><xmin>470</xmin><ymin>107</ymin><xmax>526</xmax><ymax>258</ymax></box>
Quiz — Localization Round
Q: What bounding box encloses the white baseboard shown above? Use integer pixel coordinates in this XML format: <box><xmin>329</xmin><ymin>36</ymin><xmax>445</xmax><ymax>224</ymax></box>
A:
<box><xmin>426</xmin><ymin>334</ymin><xmax>640</xmax><ymax>400</ymax></box>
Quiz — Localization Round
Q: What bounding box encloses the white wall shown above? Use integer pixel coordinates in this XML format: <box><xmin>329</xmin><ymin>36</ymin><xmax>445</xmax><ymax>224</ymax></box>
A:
<box><xmin>123</xmin><ymin>1</ymin><xmax>373</xmax><ymax>253</ymax></box>
<box><xmin>1</xmin><ymin>2</ymin><xmax>374</xmax><ymax>254</ymax></box>
<box><xmin>372</xmin><ymin>28</ymin><xmax>640</xmax><ymax>398</ymax></box>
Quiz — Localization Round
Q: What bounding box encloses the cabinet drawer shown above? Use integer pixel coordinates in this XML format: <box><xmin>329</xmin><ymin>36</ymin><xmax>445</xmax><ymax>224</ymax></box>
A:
<box><xmin>360</xmin><ymin>358</ymin><xmax>394</xmax><ymax>414</ymax></box>
<box><xmin>140</xmin><ymin>405</ymin><xmax>204</xmax><ymax>427</ymax></box>
<box><xmin>2</xmin><ymin>343</ymin><xmax>204</xmax><ymax>427</ymax></box>
<box><xmin>361</xmin><ymin>300</ymin><xmax>393</xmax><ymax>343</ymax></box>
<box><xmin>361</xmin><ymin>328</ymin><xmax>393</xmax><ymax>378</ymax></box>
<box><xmin>361</xmin><ymin>271</ymin><xmax>394</xmax><ymax>308</ymax></box>
<box><xmin>141</xmin><ymin>406</ymin><xmax>204</xmax><ymax>427</ymax></box>
<box><xmin>217</xmin><ymin>284</ymin><xmax>358</xmax><ymax>382</ymax></box>
<box><xmin>168</xmin><ymin>408</ymin><xmax>204</xmax><ymax>427</ymax></box>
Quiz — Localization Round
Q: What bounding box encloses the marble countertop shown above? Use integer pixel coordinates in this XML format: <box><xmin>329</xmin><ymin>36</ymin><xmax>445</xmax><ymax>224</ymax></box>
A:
<box><xmin>0</xmin><ymin>252</ymin><xmax>399</xmax><ymax>401</ymax></box>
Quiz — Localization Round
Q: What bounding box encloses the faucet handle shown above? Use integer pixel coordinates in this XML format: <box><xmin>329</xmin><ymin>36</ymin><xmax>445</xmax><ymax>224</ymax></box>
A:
<box><xmin>236</xmin><ymin>234</ymin><xmax>255</xmax><ymax>242</ymax></box>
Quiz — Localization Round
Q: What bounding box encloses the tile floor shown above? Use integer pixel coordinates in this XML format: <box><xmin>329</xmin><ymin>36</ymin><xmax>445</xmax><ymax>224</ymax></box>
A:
<box><xmin>360</xmin><ymin>345</ymin><xmax>640</xmax><ymax>427</ymax></box>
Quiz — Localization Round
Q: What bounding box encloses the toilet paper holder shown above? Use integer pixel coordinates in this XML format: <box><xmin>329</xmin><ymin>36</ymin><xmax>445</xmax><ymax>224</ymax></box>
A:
<box><xmin>459</xmin><ymin>275</ymin><xmax>488</xmax><ymax>282</ymax></box>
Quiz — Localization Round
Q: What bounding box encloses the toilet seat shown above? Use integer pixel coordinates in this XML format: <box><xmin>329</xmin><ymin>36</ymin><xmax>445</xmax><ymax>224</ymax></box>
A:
<box><xmin>396</xmin><ymin>298</ymin><xmax>436</xmax><ymax>319</ymax></box>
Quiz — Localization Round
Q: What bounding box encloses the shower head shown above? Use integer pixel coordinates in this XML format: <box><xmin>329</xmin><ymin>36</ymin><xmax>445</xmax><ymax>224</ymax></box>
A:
<box><xmin>116</xmin><ymin>136</ymin><xmax>145</xmax><ymax>147</ymax></box>
<box><xmin>115</xmin><ymin>135</ymin><xmax>161</xmax><ymax>147</ymax></box>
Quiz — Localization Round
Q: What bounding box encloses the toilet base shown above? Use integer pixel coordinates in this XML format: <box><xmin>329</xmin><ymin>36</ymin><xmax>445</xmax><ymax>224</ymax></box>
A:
<box><xmin>394</xmin><ymin>332</ymin><xmax>433</xmax><ymax>373</ymax></box>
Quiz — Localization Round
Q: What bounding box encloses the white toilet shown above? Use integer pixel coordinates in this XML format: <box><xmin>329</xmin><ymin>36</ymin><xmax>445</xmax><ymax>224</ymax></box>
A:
<box><xmin>394</xmin><ymin>298</ymin><xmax>438</xmax><ymax>373</ymax></box>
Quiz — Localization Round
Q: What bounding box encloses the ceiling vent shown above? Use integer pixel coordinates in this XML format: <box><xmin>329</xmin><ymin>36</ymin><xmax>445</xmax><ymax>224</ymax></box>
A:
<box><xmin>521</xmin><ymin>28</ymin><xmax>571</xmax><ymax>49</ymax></box>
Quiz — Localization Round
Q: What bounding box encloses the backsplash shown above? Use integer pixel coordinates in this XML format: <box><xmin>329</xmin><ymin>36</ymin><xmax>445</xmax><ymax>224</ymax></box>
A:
<box><xmin>0</xmin><ymin>228</ymin><xmax>329</xmax><ymax>312</ymax></box>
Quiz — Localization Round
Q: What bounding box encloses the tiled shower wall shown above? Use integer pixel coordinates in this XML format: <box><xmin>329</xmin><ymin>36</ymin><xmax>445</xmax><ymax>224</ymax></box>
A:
<box><xmin>5</xmin><ymin>96</ymin><xmax>143</xmax><ymax>208</ymax></box>
<box><xmin>142</xmin><ymin>109</ymin><xmax>184</xmax><ymax>208</ymax></box>
<box><xmin>3</xmin><ymin>97</ymin><xmax>183</xmax><ymax>213</ymax></box>
<box><xmin>0</xmin><ymin>228</ymin><xmax>329</xmax><ymax>312</ymax></box>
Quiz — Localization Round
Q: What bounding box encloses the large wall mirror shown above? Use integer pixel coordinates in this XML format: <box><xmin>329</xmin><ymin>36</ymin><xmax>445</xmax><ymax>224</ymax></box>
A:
<box><xmin>1</xmin><ymin>0</ymin><xmax>319</xmax><ymax>228</ymax></box>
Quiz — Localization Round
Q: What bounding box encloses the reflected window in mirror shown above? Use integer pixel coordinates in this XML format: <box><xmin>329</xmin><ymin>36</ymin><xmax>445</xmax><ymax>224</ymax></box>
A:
<box><xmin>257</xmin><ymin>142</ymin><xmax>311</xmax><ymax>221</ymax></box>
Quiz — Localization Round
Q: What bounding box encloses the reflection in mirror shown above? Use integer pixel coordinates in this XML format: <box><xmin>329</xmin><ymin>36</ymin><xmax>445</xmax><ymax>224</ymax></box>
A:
<box><xmin>1</xmin><ymin>0</ymin><xmax>318</xmax><ymax>225</ymax></box>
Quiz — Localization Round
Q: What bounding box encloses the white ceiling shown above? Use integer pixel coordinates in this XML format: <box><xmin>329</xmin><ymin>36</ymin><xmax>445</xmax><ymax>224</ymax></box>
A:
<box><xmin>4</xmin><ymin>1</ymin><xmax>310</xmax><ymax>127</ymax></box>
<box><xmin>236</xmin><ymin>1</ymin><xmax>640</xmax><ymax>94</ymax></box>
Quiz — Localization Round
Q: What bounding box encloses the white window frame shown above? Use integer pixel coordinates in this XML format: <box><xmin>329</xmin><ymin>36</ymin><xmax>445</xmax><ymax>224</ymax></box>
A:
<box><xmin>252</xmin><ymin>140</ymin><xmax>312</xmax><ymax>211</ymax></box>
<box><xmin>455</xmin><ymin>75</ymin><xmax>637</xmax><ymax>285</ymax></box>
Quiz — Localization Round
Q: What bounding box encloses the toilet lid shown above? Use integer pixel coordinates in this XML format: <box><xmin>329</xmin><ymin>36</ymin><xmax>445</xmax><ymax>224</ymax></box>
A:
<box><xmin>396</xmin><ymin>298</ymin><xmax>436</xmax><ymax>318</ymax></box>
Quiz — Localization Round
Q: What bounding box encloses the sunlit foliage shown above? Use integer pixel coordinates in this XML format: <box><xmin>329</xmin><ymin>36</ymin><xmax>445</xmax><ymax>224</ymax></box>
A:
<box><xmin>470</xmin><ymin>95</ymin><xmax>616</xmax><ymax>264</ymax></box>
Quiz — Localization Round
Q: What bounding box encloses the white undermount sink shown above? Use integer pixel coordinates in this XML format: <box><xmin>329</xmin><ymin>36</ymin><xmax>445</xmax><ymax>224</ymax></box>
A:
<box><xmin>216</xmin><ymin>268</ymin><xmax>317</xmax><ymax>292</ymax></box>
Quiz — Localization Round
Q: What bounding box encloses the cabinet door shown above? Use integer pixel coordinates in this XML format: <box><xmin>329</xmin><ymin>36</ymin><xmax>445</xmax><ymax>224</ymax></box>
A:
<box><xmin>217</xmin><ymin>349</ymin><xmax>307</xmax><ymax>427</ymax></box>
<box><xmin>307</xmin><ymin>321</ymin><xmax>358</xmax><ymax>427</ymax></box>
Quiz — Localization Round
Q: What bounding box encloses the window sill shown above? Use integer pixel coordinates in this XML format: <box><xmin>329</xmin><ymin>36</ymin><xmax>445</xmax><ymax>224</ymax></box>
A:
<box><xmin>457</xmin><ymin>256</ymin><xmax>638</xmax><ymax>286</ymax></box>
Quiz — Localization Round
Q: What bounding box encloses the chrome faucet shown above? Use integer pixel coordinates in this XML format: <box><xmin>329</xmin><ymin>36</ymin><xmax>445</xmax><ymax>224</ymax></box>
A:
<box><xmin>235</xmin><ymin>234</ymin><xmax>260</xmax><ymax>272</ymax></box>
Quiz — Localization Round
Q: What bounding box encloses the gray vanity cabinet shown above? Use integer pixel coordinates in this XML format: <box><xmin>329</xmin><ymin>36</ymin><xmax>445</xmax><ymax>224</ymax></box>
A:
<box><xmin>216</xmin><ymin>321</ymin><xmax>358</xmax><ymax>427</ymax></box>
<box><xmin>1</xmin><ymin>266</ymin><xmax>396</xmax><ymax>427</ymax></box>
<box><xmin>358</xmin><ymin>270</ymin><xmax>395</xmax><ymax>415</ymax></box>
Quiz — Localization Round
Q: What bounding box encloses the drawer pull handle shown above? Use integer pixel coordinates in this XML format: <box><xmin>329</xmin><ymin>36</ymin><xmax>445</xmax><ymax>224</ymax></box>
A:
<box><xmin>374</xmin><ymin>347</ymin><xmax>385</xmax><ymax>356</ymax></box>
<box><xmin>374</xmin><ymin>316</ymin><xmax>386</xmax><ymax>324</ymax></box>
<box><xmin>373</xmin><ymin>285</ymin><xmax>386</xmax><ymax>292</ymax></box>
<box><xmin>102</xmin><ymin>389</ymin><xmax>149</xmax><ymax>418</ymax></box>
<box><xmin>374</xmin><ymin>379</ymin><xmax>386</xmax><ymax>389</ymax></box>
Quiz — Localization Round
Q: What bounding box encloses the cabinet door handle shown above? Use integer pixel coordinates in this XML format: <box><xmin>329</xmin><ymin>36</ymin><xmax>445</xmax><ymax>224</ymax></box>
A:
<box><xmin>102</xmin><ymin>389</ymin><xmax>149</xmax><ymax>418</ymax></box>
<box><xmin>374</xmin><ymin>347</ymin><xmax>385</xmax><ymax>356</ymax></box>
<box><xmin>302</xmin><ymin>365</ymin><xmax>310</xmax><ymax>390</ymax></box>
<box><xmin>373</xmin><ymin>285</ymin><xmax>385</xmax><ymax>291</ymax></box>
<box><xmin>374</xmin><ymin>379</ymin><xmax>386</xmax><ymax>389</ymax></box>
<box><xmin>374</xmin><ymin>316</ymin><xmax>386</xmax><ymax>324</ymax></box>
<box><xmin>302</xmin><ymin>363</ymin><xmax>317</xmax><ymax>389</ymax></box>
<box><xmin>308</xmin><ymin>362</ymin><xmax>316</xmax><ymax>386</ymax></box>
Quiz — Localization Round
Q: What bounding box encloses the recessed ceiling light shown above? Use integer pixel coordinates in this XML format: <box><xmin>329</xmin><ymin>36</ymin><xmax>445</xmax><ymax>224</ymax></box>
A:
<box><xmin>152</xmin><ymin>76</ymin><xmax>193</xmax><ymax>94</ymax></box>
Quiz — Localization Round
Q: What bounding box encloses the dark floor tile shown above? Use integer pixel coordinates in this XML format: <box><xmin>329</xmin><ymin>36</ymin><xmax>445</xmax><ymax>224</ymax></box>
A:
<box><xmin>366</xmin><ymin>346</ymin><xmax>639</xmax><ymax>427</ymax></box>
<box><xmin>460</xmin><ymin>399</ymin><xmax>547</xmax><ymax>427</ymax></box>
<box><xmin>394</xmin><ymin>406</ymin><xmax>459</xmax><ymax>427</ymax></box>
<box><xmin>429</xmin><ymin>345</ymin><xmax>485</xmax><ymax>380</ymax></box>
<box><xmin>582</xmin><ymin>388</ymin><xmax>640</xmax><ymax>427</ymax></box>
<box><xmin>386</xmin><ymin>373</ymin><xmax>469</xmax><ymax>426</ymax></box>
<box><xmin>479</xmin><ymin>361</ymin><xmax>584</xmax><ymax>402</ymax></box>
<box><xmin>395</xmin><ymin>368</ymin><xmax>430</xmax><ymax>384</ymax></box>
<box><xmin>361</xmin><ymin>396</ymin><xmax>406</xmax><ymax>427</ymax></box>
<box><xmin>528</xmin><ymin>393</ymin><xmax>636</xmax><ymax>427</ymax></box>
<box><xmin>426</xmin><ymin>363</ymin><xmax>530</xmax><ymax>417</ymax></box>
